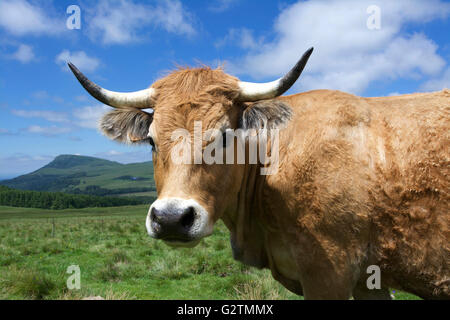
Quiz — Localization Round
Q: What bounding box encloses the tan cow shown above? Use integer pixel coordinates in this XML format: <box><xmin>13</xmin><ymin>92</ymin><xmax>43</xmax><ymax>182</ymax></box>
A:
<box><xmin>68</xmin><ymin>48</ymin><xmax>449</xmax><ymax>300</ymax></box>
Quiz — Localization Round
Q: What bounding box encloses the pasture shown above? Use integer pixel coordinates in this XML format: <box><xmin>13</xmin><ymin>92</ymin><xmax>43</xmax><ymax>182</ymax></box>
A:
<box><xmin>0</xmin><ymin>205</ymin><xmax>418</xmax><ymax>300</ymax></box>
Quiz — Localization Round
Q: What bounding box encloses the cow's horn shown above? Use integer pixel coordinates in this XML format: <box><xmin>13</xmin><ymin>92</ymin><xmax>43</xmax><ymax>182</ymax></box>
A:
<box><xmin>67</xmin><ymin>62</ymin><xmax>155</xmax><ymax>109</ymax></box>
<box><xmin>238</xmin><ymin>47</ymin><xmax>313</xmax><ymax>102</ymax></box>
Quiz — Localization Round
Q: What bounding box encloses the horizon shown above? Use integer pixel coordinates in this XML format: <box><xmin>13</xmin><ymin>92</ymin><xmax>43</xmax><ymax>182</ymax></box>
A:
<box><xmin>1</xmin><ymin>0</ymin><xmax>449</xmax><ymax>177</ymax></box>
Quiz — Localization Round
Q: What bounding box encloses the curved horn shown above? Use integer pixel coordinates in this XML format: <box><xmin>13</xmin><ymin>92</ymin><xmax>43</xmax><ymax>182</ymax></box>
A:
<box><xmin>238</xmin><ymin>47</ymin><xmax>313</xmax><ymax>102</ymax></box>
<box><xmin>67</xmin><ymin>62</ymin><xmax>155</xmax><ymax>109</ymax></box>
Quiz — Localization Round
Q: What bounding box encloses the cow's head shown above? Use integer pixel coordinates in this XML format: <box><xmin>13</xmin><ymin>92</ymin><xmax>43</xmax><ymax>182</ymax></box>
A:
<box><xmin>68</xmin><ymin>48</ymin><xmax>313</xmax><ymax>248</ymax></box>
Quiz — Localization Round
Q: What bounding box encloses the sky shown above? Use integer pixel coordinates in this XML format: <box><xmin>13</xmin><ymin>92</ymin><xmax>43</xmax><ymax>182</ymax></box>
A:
<box><xmin>0</xmin><ymin>0</ymin><xmax>449</xmax><ymax>179</ymax></box>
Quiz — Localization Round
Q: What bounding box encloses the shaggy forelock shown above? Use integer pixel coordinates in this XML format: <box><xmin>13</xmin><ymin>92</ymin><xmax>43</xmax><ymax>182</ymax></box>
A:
<box><xmin>152</xmin><ymin>66</ymin><xmax>240</xmax><ymax>108</ymax></box>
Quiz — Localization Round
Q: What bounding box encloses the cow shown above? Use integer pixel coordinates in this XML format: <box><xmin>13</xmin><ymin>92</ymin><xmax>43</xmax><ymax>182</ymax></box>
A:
<box><xmin>68</xmin><ymin>47</ymin><xmax>450</xmax><ymax>300</ymax></box>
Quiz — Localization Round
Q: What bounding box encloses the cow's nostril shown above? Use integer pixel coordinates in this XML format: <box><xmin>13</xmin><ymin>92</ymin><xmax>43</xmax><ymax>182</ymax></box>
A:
<box><xmin>150</xmin><ymin>207</ymin><xmax>160</xmax><ymax>223</ymax></box>
<box><xmin>180</xmin><ymin>207</ymin><xmax>196</xmax><ymax>229</ymax></box>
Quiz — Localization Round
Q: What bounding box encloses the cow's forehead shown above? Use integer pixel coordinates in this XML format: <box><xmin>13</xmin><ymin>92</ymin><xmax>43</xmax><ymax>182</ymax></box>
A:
<box><xmin>150</xmin><ymin>67</ymin><xmax>241</xmax><ymax>134</ymax></box>
<box><xmin>151</xmin><ymin>67</ymin><xmax>240</xmax><ymax>106</ymax></box>
<box><xmin>152</xmin><ymin>100</ymin><xmax>235</xmax><ymax>134</ymax></box>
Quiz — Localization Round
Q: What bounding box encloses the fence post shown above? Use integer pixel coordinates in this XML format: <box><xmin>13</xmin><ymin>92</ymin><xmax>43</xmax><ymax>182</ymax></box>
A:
<box><xmin>52</xmin><ymin>218</ymin><xmax>55</xmax><ymax>237</ymax></box>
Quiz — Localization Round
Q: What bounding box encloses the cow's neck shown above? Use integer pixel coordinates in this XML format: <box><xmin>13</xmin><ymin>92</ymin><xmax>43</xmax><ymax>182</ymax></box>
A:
<box><xmin>222</xmin><ymin>163</ymin><xmax>269</xmax><ymax>269</ymax></box>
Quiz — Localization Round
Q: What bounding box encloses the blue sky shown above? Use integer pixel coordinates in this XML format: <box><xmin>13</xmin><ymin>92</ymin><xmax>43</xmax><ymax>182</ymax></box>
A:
<box><xmin>0</xmin><ymin>0</ymin><xmax>449</xmax><ymax>178</ymax></box>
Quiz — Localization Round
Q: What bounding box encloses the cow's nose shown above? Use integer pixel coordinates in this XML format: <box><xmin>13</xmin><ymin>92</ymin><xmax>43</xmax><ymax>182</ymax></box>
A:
<box><xmin>150</xmin><ymin>206</ymin><xmax>196</xmax><ymax>240</ymax></box>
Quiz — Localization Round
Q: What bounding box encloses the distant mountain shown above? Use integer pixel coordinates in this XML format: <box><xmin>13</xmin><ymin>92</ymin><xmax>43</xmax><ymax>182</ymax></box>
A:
<box><xmin>0</xmin><ymin>155</ymin><xmax>156</xmax><ymax>198</ymax></box>
<box><xmin>43</xmin><ymin>154</ymin><xmax>120</xmax><ymax>170</ymax></box>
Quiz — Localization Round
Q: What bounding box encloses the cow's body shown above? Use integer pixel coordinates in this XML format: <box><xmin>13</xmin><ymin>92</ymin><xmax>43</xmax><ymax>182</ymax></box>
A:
<box><xmin>227</xmin><ymin>89</ymin><xmax>450</xmax><ymax>299</ymax></box>
<box><xmin>69</xmin><ymin>50</ymin><xmax>449</xmax><ymax>299</ymax></box>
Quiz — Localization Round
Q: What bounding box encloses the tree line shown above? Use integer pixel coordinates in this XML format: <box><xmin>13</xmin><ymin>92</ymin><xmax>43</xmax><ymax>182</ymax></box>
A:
<box><xmin>0</xmin><ymin>186</ymin><xmax>150</xmax><ymax>210</ymax></box>
<box><xmin>69</xmin><ymin>185</ymin><xmax>155</xmax><ymax>197</ymax></box>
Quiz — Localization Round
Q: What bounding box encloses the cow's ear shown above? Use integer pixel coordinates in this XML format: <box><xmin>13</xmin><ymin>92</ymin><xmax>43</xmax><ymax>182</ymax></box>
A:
<box><xmin>99</xmin><ymin>109</ymin><xmax>153</xmax><ymax>144</ymax></box>
<box><xmin>240</xmin><ymin>99</ymin><xmax>293</xmax><ymax>131</ymax></box>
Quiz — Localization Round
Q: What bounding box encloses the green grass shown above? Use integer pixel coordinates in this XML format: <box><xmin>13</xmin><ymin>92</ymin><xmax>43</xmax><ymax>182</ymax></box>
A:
<box><xmin>0</xmin><ymin>205</ymin><xmax>419</xmax><ymax>300</ymax></box>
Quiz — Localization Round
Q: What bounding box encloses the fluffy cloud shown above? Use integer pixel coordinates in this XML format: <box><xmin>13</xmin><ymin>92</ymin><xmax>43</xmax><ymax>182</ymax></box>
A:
<box><xmin>421</xmin><ymin>67</ymin><xmax>450</xmax><ymax>92</ymax></box>
<box><xmin>11</xmin><ymin>104</ymin><xmax>109</xmax><ymax>132</ymax></box>
<box><xmin>10</xmin><ymin>44</ymin><xmax>35</xmax><ymax>63</ymax></box>
<box><xmin>55</xmin><ymin>50</ymin><xmax>100</xmax><ymax>72</ymax></box>
<box><xmin>11</xmin><ymin>105</ymin><xmax>111</xmax><ymax>137</ymax></box>
<box><xmin>227</xmin><ymin>0</ymin><xmax>450</xmax><ymax>95</ymax></box>
<box><xmin>86</xmin><ymin>0</ymin><xmax>196</xmax><ymax>45</ymax></box>
<box><xmin>11</xmin><ymin>109</ymin><xmax>69</xmax><ymax>123</ymax></box>
<box><xmin>72</xmin><ymin>105</ymin><xmax>109</xmax><ymax>129</ymax></box>
<box><xmin>0</xmin><ymin>0</ymin><xmax>63</xmax><ymax>36</ymax></box>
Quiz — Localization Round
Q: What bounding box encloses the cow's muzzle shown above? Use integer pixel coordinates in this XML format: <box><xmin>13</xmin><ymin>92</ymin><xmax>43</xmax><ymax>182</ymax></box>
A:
<box><xmin>146</xmin><ymin>198</ymin><xmax>212</xmax><ymax>247</ymax></box>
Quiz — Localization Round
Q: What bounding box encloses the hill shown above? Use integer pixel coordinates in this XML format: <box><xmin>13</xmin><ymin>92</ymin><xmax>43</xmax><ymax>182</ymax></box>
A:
<box><xmin>0</xmin><ymin>155</ymin><xmax>156</xmax><ymax>198</ymax></box>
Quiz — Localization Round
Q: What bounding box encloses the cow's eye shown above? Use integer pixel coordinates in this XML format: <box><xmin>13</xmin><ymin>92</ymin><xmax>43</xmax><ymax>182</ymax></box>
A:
<box><xmin>149</xmin><ymin>137</ymin><xmax>156</xmax><ymax>149</ymax></box>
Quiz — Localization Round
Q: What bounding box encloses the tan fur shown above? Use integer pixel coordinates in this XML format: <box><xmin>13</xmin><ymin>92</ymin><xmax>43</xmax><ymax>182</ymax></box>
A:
<box><xmin>100</xmin><ymin>67</ymin><xmax>450</xmax><ymax>300</ymax></box>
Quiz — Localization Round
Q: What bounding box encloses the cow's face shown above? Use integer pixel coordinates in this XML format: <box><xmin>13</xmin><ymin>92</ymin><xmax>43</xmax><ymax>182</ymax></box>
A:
<box><xmin>149</xmin><ymin>93</ymin><xmax>243</xmax><ymax>245</ymax></box>
<box><xmin>67</xmin><ymin>48</ymin><xmax>313</xmax><ymax>247</ymax></box>
<box><xmin>100</xmin><ymin>68</ymin><xmax>293</xmax><ymax>247</ymax></box>
<box><xmin>144</xmin><ymin>68</ymin><xmax>244</xmax><ymax>247</ymax></box>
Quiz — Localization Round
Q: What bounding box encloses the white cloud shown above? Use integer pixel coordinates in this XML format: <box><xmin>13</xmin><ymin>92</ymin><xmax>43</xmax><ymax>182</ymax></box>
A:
<box><xmin>421</xmin><ymin>67</ymin><xmax>450</xmax><ymax>92</ymax></box>
<box><xmin>72</xmin><ymin>105</ymin><xmax>109</xmax><ymax>129</ymax></box>
<box><xmin>86</xmin><ymin>0</ymin><xmax>195</xmax><ymax>45</ymax></box>
<box><xmin>0</xmin><ymin>0</ymin><xmax>63</xmax><ymax>36</ymax></box>
<box><xmin>226</xmin><ymin>0</ymin><xmax>450</xmax><ymax>95</ymax></box>
<box><xmin>10</xmin><ymin>44</ymin><xmax>35</xmax><ymax>63</ymax></box>
<box><xmin>56</xmin><ymin>50</ymin><xmax>100</xmax><ymax>72</ymax></box>
<box><xmin>12</xmin><ymin>109</ymin><xmax>69</xmax><ymax>123</ymax></box>
<box><xmin>11</xmin><ymin>104</ymin><xmax>109</xmax><ymax>132</ymax></box>
<box><xmin>25</xmin><ymin>125</ymin><xmax>71</xmax><ymax>136</ymax></box>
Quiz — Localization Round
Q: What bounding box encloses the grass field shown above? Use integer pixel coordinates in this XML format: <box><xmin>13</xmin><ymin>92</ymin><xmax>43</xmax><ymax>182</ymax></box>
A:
<box><xmin>0</xmin><ymin>205</ymin><xmax>419</xmax><ymax>300</ymax></box>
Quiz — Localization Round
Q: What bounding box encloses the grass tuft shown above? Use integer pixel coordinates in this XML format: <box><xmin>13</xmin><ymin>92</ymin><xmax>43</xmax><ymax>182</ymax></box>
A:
<box><xmin>5</xmin><ymin>268</ymin><xmax>56</xmax><ymax>299</ymax></box>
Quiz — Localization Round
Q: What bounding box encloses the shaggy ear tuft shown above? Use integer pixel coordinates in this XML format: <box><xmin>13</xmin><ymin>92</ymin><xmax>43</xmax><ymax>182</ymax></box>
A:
<box><xmin>240</xmin><ymin>100</ymin><xmax>293</xmax><ymax>130</ymax></box>
<box><xmin>99</xmin><ymin>109</ymin><xmax>153</xmax><ymax>144</ymax></box>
